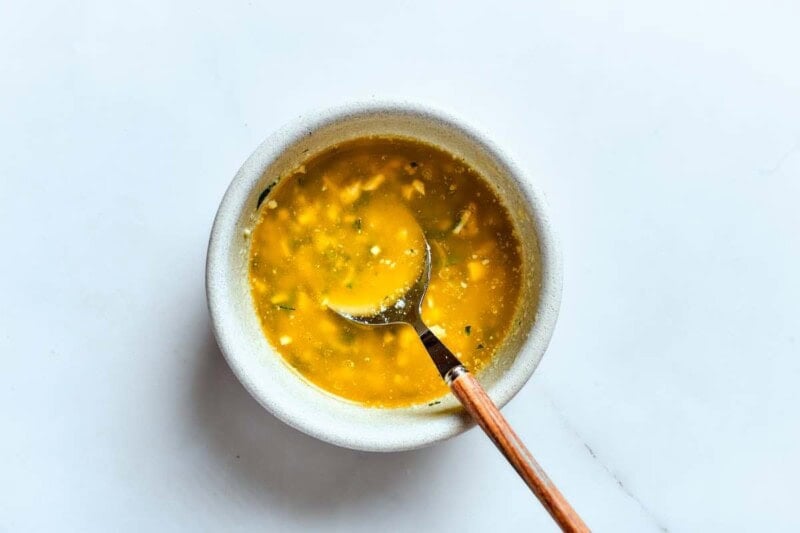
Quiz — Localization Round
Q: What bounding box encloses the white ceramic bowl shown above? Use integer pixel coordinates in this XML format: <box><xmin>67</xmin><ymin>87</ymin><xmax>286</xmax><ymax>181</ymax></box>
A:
<box><xmin>206</xmin><ymin>102</ymin><xmax>562</xmax><ymax>452</ymax></box>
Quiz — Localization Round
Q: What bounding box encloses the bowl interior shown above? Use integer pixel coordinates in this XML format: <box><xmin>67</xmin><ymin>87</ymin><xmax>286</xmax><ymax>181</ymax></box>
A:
<box><xmin>206</xmin><ymin>104</ymin><xmax>560</xmax><ymax>451</ymax></box>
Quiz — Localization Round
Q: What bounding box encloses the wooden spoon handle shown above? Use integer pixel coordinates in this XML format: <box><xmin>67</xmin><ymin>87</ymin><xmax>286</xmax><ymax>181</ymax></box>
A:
<box><xmin>447</xmin><ymin>368</ymin><xmax>590</xmax><ymax>533</ymax></box>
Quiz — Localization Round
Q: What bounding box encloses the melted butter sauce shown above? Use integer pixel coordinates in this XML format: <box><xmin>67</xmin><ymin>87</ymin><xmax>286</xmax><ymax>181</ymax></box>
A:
<box><xmin>248</xmin><ymin>137</ymin><xmax>525</xmax><ymax>407</ymax></box>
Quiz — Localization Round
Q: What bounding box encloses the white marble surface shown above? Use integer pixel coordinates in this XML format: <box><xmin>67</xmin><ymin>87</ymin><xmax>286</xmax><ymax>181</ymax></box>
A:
<box><xmin>2</xmin><ymin>1</ymin><xmax>798</xmax><ymax>531</ymax></box>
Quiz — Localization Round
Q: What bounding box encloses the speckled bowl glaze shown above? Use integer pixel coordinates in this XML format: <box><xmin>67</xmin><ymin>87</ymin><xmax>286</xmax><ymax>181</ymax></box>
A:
<box><xmin>206</xmin><ymin>102</ymin><xmax>562</xmax><ymax>452</ymax></box>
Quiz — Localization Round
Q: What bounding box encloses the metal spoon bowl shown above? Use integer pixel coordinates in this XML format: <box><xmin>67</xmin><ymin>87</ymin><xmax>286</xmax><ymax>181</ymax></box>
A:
<box><xmin>331</xmin><ymin>240</ymin><xmax>462</xmax><ymax>379</ymax></box>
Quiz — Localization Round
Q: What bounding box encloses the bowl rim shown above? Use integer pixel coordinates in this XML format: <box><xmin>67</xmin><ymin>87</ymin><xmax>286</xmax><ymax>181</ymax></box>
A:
<box><xmin>206</xmin><ymin>100</ymin><xmax>562</xmax><ymax>451</ymax></box>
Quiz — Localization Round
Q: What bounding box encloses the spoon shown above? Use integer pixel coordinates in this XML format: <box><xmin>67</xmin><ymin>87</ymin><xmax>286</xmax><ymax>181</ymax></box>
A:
<box><xmin>332</xmin><ymin>239</ymin><xmax>589</xmax><ymax>533</ymax></box>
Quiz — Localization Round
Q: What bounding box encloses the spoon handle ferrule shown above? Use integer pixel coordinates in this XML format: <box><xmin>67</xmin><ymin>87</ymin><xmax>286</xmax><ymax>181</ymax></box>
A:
<box><xmin>443</xmin><ymin>364</ymin><xmax>468</xmax><ymax>385</ymax></box>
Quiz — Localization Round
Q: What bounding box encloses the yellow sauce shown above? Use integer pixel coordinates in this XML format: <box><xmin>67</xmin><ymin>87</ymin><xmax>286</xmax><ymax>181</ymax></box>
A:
<box><xmin>248</xmin><ymin>137</ymin><xmax>523</xmax><ymax>407</ymax></box>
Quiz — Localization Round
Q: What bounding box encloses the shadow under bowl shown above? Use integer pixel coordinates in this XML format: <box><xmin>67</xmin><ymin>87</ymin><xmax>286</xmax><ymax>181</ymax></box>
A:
<box><xmin>206</xmin><ymin>101</ymin><xmax>562</xmax><ymax>452</ymax></box>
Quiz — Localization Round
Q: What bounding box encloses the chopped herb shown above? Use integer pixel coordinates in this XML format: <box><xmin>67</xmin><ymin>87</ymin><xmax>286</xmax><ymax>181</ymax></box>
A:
<box><xmin>410</xmin><ymin>161</ymin><xmax>418</xmax><ymax>168</ymax></box>
<box><xmin>427</xmin><ymin>400</ymin><xmax>441</xmax><ymax>406</ymax></box>
<box><xmin>477</xmin><ymin>343</ymin><xmax>485</xmax><ymax>350</ymax></box>
<box><xmin>445</xmin><ymin>254</ymin><xmax>461</xmax><ymax>266</ymax></box>
<box><xmin>465</xmin><ymin>325</ymin><xmax>472</xmax><ymax>335</ymax></box>
<box><xmin>277</xmin><ymin>304</ymin><xmax>295</xmax><ymax>311</ymax></box>
<box><xmin>345</xmin><ymin>282</ymin><xmax>353</xmax><ymax>289</ymax></box>
<box><xmin>340</xmin><ymin>328</ymin><xmax>356</xmax><ymax>344</ymax></box>
<box><xmin>354</xmin><ymin>218</ymin><xmax>362</xmax><ymax>232</ymax></box>
<box><xmin>256</xmin><ymin>182</ymin><xmax>277</xmax><ymax>208</ymax></box>
<box><xmin>288</xmin><ymin>355</ymin><xmax>310</xmax><ymax>372</ymax></box>
<box><xmin>290</xmin><ymin>238</ymin><xmax>305</xmax><ymax>250</ymax></box>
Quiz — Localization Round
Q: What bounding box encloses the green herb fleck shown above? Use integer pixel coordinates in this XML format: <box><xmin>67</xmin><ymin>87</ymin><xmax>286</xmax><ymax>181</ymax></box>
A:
<box><xmin>277</xmin><ymin>304</ymin><xmax>295</xmax><ymax>311</ymax></box>
<box><xmin>445</xmin><ymin>252</ymin><xmax>462</xmax><ymax>266</ymax></box>
<box><xmin>340</xmin><ymin>328</ymin><xmax>356</xmax><ymax>344</ymax></box>
<box><xmin>256</xmin><ymin>182</ymin><xmax>277</xmax><ymax>208</ymax></box>
<box><xmin>288</xmin><ymin>355</ymin><xmax>310</xmax><ymax>372</ymax></box>
<box><xmin>465</xmin><ymin>325</ymin><xmax>472</xmax><ymax>336</ymax></box>
<box><xmin>477</xmin><ymin>343</ymin><xmax>485</xmax><ymax>350</ymax></box>
<box><xmin>354</xmin><ymin>218</ymin><xmax>362</xmax><ymax>232</ymax></box>
<box><xmin>427</xmin><ymin>400</ymin><xmax>441</xmax><ymax>407</ymax></box>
